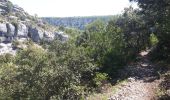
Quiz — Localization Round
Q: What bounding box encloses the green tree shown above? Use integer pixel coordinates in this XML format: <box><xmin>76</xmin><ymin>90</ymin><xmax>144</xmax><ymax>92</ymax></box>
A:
<box><xmin>130</xmin><ymin>0</ymin><xmax>170</xmax><ymax>60</ymax></box>
<box><xmin>0</xmin><ymin>41</ymin><xmax>95</xmax><ymax>99</ymax></box>
<box><xmin>116</xmin><ymin>6</ymin><xmax>149</xmax><ymax>53</ymax></box>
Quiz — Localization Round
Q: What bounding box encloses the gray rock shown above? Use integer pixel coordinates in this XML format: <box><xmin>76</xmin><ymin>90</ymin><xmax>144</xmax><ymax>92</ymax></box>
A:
<box><xmin>0</xmin><ymin>37</ymin><xmax>5</xmax><ymax>42</ymax></box>
<box><xmin>5</xmin><ymin>23</ymin><xmax>15</xmax><ymax>42</ymax></box>
<box><xmin>6</xmin><ymin>23</ymin><xmax>15</xmax><ymax>36</ymax></box>
<box><xmin>17</xmin><ymin>23</ymin><xmax>28</xmax><ymax>37</ymax></box>
<box><xmin>0</xmin><ymin>0</ymin><xmax>8</xmax><ymax>2</ymax></box>
<box><xmin>0</xmin><ymin>23</ymin><xmax>7</xmax><ymax>36</ymax></box>
<box><xmin>55</xmin><ymin>31</ymin><xmax>69</xmax><ymax>42</ymax></box>
<box><xmin>8</xmin><ymin>16</ymin><xmax>18</xmax><ymax>20</ymax></box>
<box><xmin>28</xmin><ymin>27</ymin><xmax>44</xmax><ymax>42</ymax></box>
<box><xmin>0</xmin><ymin>8</ymin><xmax>5</xmax><ymax>14</ymax></box>
<box><xmin>13</xmin><ymin>5</ymin><xmax>24</xmax><ymax>12</ymax></box>
<box><xmin>44</xmin><ymin>31</ymin><xmax>54</xmax><ymax>41</ymax></box>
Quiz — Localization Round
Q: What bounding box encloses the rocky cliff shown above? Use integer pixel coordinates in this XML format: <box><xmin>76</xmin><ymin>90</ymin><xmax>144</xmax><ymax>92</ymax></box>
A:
<box><xmin>42</xmin><ymin>16</ymin><xmax>113</xmax><ymax>30</ymax></box>
<box><xmin>0</xmin><ymin>0</ymin><xmax>68</xmax><ymax>43</ymax></box>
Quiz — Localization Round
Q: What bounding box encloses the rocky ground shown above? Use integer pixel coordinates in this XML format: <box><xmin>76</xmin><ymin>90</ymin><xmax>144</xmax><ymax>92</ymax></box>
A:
<box><xmin>0</xmin><ymin>42</ymin><xmax>16</xmax><ymax>55</ymax></box>
<box><xmin>108</xmin><ymin>51</ymin><xmax>163</xmax><ymax>100</ymax></box>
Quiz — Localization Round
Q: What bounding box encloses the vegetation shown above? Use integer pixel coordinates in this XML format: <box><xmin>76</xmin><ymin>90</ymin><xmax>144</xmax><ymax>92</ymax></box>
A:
<box><xmin>42</xmin><ymin>16</ymin><xmax>113</xmax><ymax>30</ymax></box>
<box><xmin>130</xmin><ymin>0</ymin><xmax>170</xmax><ymax>99</ymax></box>
<box><xmin>0</xmin><ymin>10</ymin><xmax>145</xmax><ymax>99</ymax></box>
<box><xmin>0</xmin><ymin>0</ymin><xmax>170</xmax><ymax>99</ymax></box>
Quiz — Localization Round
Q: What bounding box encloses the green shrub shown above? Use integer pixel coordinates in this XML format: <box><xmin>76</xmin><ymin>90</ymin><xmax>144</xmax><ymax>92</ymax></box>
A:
<box><xmin>150</xmin><ymin>33</ymin><xmax>159</xmax><ymax>46</ymax></box>
<box><xmin>93</xmin><ymin>72</ymin><xmax>109</xmax><ymax>87</ymax></box>
<box><xmin>0</xmin><ymin>41</ymin><xmax>96</xmax><ymax>99</ymax></box>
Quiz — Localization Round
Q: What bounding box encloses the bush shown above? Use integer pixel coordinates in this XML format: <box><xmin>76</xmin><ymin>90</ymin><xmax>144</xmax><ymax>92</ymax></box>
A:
<box><xmin>0</xmin><ymin>40</ymin><xmax>96</xmax><ymax>99</ymax></box>
<box><xmin>150</xmin><ymin>33</ymin><xmax>159</xmax><ymax>47</ymax></box>
<box><xmin>93</xmin><ymin>72</ymin><xmax>109</xmax><ymax>87</ymax></box>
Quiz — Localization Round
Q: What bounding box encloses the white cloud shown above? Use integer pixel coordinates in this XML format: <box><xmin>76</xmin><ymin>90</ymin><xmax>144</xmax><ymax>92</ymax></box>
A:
<box><xmin>9</xmin><ymin>0</ymin><xmax>137</xmax><ymax>17</ymax></box>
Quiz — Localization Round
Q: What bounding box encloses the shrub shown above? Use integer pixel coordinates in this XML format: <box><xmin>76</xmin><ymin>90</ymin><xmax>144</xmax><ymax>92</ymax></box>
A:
<box><xmin>93</xmin><ymin>72</ymin><xmax>109</xmax><ymax>87</ymax></box>
<box><xmin>150</xmin><ymin>33</ymin><xmax>159</xmax><ymax>46</ymax></box>
<box><xmin>0</xmin><ymin>40</ymin><xmax>96</xmax><ymax>99</ymax></box>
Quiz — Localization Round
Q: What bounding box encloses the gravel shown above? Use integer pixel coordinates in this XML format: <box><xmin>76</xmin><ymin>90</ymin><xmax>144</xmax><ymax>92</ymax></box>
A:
<box><xmin>108</xmin><ymin>51</ymin><xmax>162</xmax><ymax>100</ymax></box>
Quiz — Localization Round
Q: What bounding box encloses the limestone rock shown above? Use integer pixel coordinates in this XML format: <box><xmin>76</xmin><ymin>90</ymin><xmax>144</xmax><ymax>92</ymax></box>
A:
<box><xmin>0</xmin><ymin>23</ymin><xmax>7</xmax><ymax>36</ymax></box>
<box><xmin>17</xmin><ymin>23</ymin><xmax>28</xmax><ymax>37</ymax></box>
<box><xmin>44</xmin><ymin>31</ymin><xmax>54</xmax><ymax>41</ymax></box>
<box><xmin>6</xmin><ymin>23</ymin><xmax>15</xmax><ymax>37</ymax></box>
<box><xmin>55</xmin><ymin>31</ymin><xmax>69</xmax><ymax>42</ymax></box>
<box><xmin>28</xmin><ymin>27</ymin><xmax>44</xmax><ymax>42</ymax></box>
<box><xmin>8</xmin><ymin>15</ymin><xmax>18</xmax><ymax>20</ymax></box>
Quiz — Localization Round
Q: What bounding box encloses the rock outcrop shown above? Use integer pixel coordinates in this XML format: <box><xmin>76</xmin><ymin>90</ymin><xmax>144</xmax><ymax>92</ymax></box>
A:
<box><xmin>0</xmin><ymin>21</ymin><xmax>69</xmax><ymax>43</ymax></box>
<box><xmin>17</xmin><ymin>22</ymin><xmax>28</xmax><ymax>37</ymax></box>
<box><xmin>0</xmin><ymin>0</ymin><xmax>69</xmax><ymax>43</ymax></box>
<box><xmin>0</xmin><ymin>23</ymin><xmax>7</xmax><ymax>36</ymax></box>
<box><xmin>28</xmin><ymin>27</ymin><xmax>44</xmax><ymax>42</ymax></box>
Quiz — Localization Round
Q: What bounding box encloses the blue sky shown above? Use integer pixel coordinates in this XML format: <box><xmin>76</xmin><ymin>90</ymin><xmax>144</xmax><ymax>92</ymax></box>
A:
<box><xmin>9</xmin><ymin>0</ymin><xmax>137</xmax><ymax>17</ymax></box>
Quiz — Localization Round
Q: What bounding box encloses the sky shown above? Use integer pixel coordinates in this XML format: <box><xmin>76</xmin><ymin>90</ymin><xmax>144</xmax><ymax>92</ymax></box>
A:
<box><xmin>9</xmin><ymin>0</ymin><xmax>137</xmax><ymax>17</ymax></box>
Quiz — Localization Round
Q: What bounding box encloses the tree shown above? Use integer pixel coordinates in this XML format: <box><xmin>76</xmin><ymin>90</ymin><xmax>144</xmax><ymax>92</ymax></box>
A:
<box><xmin>130</xmin><ymin>0</ymin><xmax>170</xmax><ymax>60</ymax></box>
<box><xmin>116</xmin><ymin>6</ymin><xmax>149</xmax><ymax>53</ymax></box>
<box><xmin>0</xmin><ymin>41</ymin><xmax>96</xmax><ymax>99</ymax></box>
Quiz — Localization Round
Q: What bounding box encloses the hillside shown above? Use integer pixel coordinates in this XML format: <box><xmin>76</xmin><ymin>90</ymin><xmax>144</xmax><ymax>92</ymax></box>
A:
<box><xmin>0</xmin><ymin>0</ymin><xmax>68</xmax><ymax>54</ymax></box>
<box><xmin>0</xmin><ymin>0</ymin><xmax>169</xmax><ymax>99</ymax></box>
<box><xmin>42</xmin><ymin>16</ymin><xmax>114</xmax><ymax>30</ymax></box>
<box><xmin>0</xmin><ymin>0</ymin><xmax>69</xmax><ymax>42</ymax></box>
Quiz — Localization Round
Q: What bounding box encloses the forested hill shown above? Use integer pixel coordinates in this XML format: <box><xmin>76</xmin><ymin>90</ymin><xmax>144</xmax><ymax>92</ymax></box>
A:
<box><xmin>42</xmin><ymin>16</ymin><xmax>114</xmax><ymax>30</ymax></box>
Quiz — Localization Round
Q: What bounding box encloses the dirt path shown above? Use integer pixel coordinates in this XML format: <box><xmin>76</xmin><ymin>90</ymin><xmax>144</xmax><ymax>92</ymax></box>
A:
<box><xmin>108</xmin><ymin>51</ymin><xmax>162</xmax><ymax>100</ymax></box>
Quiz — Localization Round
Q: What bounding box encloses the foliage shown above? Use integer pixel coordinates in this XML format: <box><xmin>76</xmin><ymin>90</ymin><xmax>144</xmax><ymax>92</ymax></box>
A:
<box><xmin>130</xmin><ymin>0</ymin><xmax>170</xmax><ymax>61</ymax></box>
<box><xmin>77</xmin><ymin>19</ymin><xmax>134</xmax><ymax>78</ymax></box>
<box><xmin>116</xmin><ymin>6</ymin><xmax>150</xmax><ymax>52</ymax></box>
<box><xmin>93</xmin><ymin>72</ymin><xmax>109</xmax><ymax>87</ymax></box>
<box><xmin>0</xmin><ymin>41</ymin><xmax>96</xmax><ymax>99</ymax></box>
<box><xmin>150</xmin><ymin>33</ymin><xmax>159</xmax><ymax>46</ymax></box>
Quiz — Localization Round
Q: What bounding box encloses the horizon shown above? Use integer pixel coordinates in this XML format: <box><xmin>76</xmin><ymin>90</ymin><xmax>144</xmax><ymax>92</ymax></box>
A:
<box><xmin>9</xmin><ymin>0</ymin><xmax>137</xmax><ymax>17</ymax></box>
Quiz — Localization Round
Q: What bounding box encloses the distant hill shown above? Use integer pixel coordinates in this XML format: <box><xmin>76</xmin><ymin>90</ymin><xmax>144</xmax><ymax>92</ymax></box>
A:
<box><xmin>42</xmin><ymin>16</ymin><xmax>114</xmax><ymax>30</ymax></box>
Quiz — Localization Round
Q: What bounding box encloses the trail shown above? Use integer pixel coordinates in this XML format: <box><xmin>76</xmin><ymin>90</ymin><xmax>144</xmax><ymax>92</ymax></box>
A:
<box><xmin>108</xmin><ymin>51</ymin><xmax>162</xmax><ymax>100</ymax></box>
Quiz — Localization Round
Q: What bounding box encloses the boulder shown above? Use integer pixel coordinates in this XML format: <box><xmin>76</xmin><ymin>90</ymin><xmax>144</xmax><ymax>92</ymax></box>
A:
<box><xmin>0</xmin><ymin>8</ymin><xmax>5</xmax><ymax>14</ymax></box>
<box><xmin>6</xmin><ymin>23</ymin><xmax>15</xmax><ymax>36</ymax></box>
<box><xmin>17</xmin><ymin>23</ymin><xmax>28</xmax><ymax>37</ymax></box>
<box><xmin>13</xmin><ymin>5</ymin><xmax>24</xmax><ymax>12</ymax></box>
<box><xmin>0</xmin><ymin>0</ymin><xmax>8</xmax><ymax>2</ymax></box>
<box><xmin>28</xmin><ymin>27</ymin><xmax>44</xmax><ymax>42</ymax></box>
<box><xmin>0</xmin><ymin>23</ymin><xmax>7</xmax><ymax>36</ymax></box>
<box><xmin>55</xmin><ymin>31</ymin><xmax>69</xmax><ymax>42</ymax></box>
<box><xmin>8</xmin><ymin>15</ymin><xmax>18</xmax><ymax>20</ymax></box>
<box><xmin>0</xmin><ymin>36</ymin><xmax>5</xmax><ymax>42</ymax></box>
<box><xmin>44</xmin><ymin>31</ymin><xmax>54</xmax><ymax>41</ymax></box>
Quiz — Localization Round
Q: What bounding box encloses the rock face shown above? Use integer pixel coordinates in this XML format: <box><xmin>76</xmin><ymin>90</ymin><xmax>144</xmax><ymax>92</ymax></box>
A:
<box><xmin>44</xmin><ymin>31</ymin><xmax>55</xmax><ymax>41</ymax></box>
<box><xmin>17</xmin><ymin>23</ymin><xmax>28</xmax><ymax>37</ymax></box>
<box><xmin>0</xmin><ymin>21</ymin><xmax>68</xmax><ymax>43</ymax></box>
<box><xmin>28</xmin><ymin>27</ymin><xmax>44</xmax><ymax>42</ymax></box>
<box><xmin>6</xmin><ymin>23</ymin><xmax>15</xmax><ymax>42</ymax></box>
<box><xmin>0</xmin><ymin>0</ymin><xmax>69</xmax><ymax>43</ymax></box>
<box><xmin>55</xmin><ymin>32</ymin><xmax>69</xmax><ymax>41</ymax></box>
<box><xmin>6</xmin><ymin>23</ymin><xmax>15</xmax><ymax>36</ymax></box>
<box><xmin>0</xmin><ymin>23</ymin><xmax>7</xmax><ymax>36</ymax></box>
